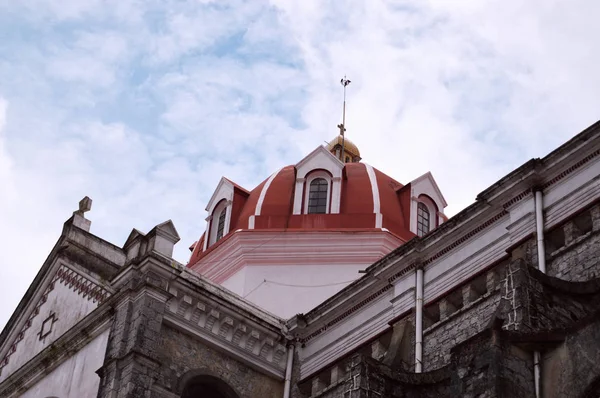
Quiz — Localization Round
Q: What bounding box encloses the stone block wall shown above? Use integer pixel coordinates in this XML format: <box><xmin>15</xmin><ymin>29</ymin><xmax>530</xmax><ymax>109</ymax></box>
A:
<box><xmin>542</xmin><ymin>318</ymin><xmax>600</xmax><ymax>398</ymax></box>
<box><xmin>546</xmin><ymin>206</ymin><xmax>600</xmax><ymax>282</ymax></box>
<box><xmin>421</xmin><ymin>263</ymin><xmax>505</xmax><ymax>371</ymax></box>
<box><xmin>547</xmin><ymin>204</ymin><xmax>600</xmax><ymax>281</ymax></box>
<box><xmin>296</xmin><ymin>328</ymin><xmax>535</xmax><ymax>398</ymax></box>
<box><xmin>156</xmin><ymin>326</ymin><xmax>284</xmax><ymax>398</ymax></box>
<box><xmin>423</xmin><ymin>293</ymin><xmax>501</xmax><ymax>371</ymax></box>
<box><xmin>500</xmin><ymin>344</ymin><xmax>535</xmax><ymax>397</ymax></box>
<box><xmin>293</xmin><ymin>315</ymin><xmax>416</xmax><ymax>398</ymax></box>
<box><xmin>293</xmin><ymin>352</ymin><xmax>360</xmax><ymax>398</ymax></box>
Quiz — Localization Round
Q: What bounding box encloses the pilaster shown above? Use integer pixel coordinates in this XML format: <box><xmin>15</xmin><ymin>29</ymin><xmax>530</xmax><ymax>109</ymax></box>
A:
<box><xmin>97</xmin><ymin>277</ymin><xmax>170</xmax><ymax>398</ymax></box>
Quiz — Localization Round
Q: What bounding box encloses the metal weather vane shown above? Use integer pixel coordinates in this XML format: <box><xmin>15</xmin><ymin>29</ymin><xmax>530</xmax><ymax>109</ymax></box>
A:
<box><xmin>338</xmin><ymin>76</ymin><xmax>351</xmax><ymax>161</ymax></box>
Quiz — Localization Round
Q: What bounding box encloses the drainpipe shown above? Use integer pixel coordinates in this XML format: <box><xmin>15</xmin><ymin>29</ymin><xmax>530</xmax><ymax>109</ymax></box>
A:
<box><xmin>534</xmin><ymin>190</ymin><xmax>545</xmax><ymax>397</ymax></box>
<box><xmin>533</xmin><ymin>351</ymin><xmax>541</xmax><ymax>398</ymax></box>
<box><xmin>535</xmin><ymin>191</ymin><xmax>546</xmax><ymax>274</ymax></box>
<box><xmin>283</xmin><ymin>344</ymin><xmax>294</xmax><ymax>398</ymax></box>
<box><xmin>415</xmin><ymin>267</ymin><xmax>424</xmax><ymax>373</ymax></box>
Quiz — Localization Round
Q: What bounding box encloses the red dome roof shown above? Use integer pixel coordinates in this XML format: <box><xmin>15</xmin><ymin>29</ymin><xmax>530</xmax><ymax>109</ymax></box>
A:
<box><xmin>188</xmin><ymin>157</ymin><xmax>416</xmax><ymax>266</ymax></box>
<box><xmin>235</xmin><ymin>163</ymin><xmax>412</xmax><ymax>233</ymax></box>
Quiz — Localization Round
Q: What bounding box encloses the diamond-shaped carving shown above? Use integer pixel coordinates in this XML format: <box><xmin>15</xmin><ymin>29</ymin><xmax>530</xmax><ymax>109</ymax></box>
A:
<box><xmin>39</xmin><ymin>312</ymin><xmax>58</xmax><ymax>340</ymax></box>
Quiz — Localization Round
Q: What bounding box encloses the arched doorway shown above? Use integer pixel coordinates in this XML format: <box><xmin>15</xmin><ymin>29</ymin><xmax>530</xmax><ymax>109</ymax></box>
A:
<box><xmin>179</xmin><ymin>372</ymin><xmax>239</xmax><ymax>398</ymax></box>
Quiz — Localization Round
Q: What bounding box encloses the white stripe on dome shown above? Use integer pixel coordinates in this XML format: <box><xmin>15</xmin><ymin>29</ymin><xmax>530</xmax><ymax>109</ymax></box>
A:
<box><xmin>364</xmin><ymin>163</ymin><xmax>383</xmax><ymax>228</ymax></box>
<box><xmin>255</xmin><ymin>167</ymin><xmax>283</xmax><ymax>217</ymax></box>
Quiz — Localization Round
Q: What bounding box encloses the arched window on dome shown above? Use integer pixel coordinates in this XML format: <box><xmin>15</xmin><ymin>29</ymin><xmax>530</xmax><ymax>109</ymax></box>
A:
<box><xmin>417</xmin><ymin>202</ymin><xmax>430</xmax><ymax>237</ymax></box>
<box><xmin>308</xmin><ymin>178</ymin><xmax>329</xmax><ymax>214</ymax></box>
<box><xmin>215</xmin><ymin>208</ymin><xmax>227</xmax><ymax>241</ymax></box>
<box><xmin>209</xmin><ymin>200</ymin><xmax>230</xmax><ymax>246</ymax></box>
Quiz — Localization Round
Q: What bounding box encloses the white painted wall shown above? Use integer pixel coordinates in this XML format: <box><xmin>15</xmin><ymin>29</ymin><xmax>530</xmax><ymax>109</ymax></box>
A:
<box><xmin>1</xmin><ymin>269</ymin><xmax>100</xmax><ymax>381</ymax></box>
<box><xmin>20</xmin><ymin>329</ymin><xmax>109</xmax><ymax>398</ymax></box>
<box><xmin>242</xmin><ymin>264</ymin><xmax>364</xmax><ymax>318</ymax></box>
<box><xmin>221</xmin><ymin>267</ymin><xmax>247</xmax><ymax>297</ymax></box>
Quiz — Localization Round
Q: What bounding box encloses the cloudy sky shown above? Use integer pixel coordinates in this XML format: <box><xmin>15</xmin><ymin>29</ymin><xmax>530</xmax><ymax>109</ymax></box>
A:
<box><xmin>0</xmin><ymin>0</ymin><xmax>599</xmax><ymax>329</ymax></box>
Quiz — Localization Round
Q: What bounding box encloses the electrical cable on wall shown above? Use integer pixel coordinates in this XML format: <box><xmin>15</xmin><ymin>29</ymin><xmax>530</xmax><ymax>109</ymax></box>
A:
<box><xmin>243</xmin><ymin>278</ymin><xmax>357</xmax><ymax>299</ymax></box>
<box><xmin>264</xmin><ymin>279</ymin><xmax>356</xmax><ymax>288</ymax></box>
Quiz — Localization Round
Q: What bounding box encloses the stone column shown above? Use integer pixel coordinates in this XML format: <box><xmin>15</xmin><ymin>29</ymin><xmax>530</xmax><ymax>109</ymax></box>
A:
<box><xmin>96</xmin><ymin>281</ymin><xmax>170</xmax><ymax>398</ymax></box>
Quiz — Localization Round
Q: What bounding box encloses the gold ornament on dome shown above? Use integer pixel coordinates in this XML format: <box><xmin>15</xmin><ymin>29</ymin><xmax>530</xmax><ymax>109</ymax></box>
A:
<box><xmin>327</xmin><ymin>135</ymin><xmax>361</xmax><ymax>160</ymax></box>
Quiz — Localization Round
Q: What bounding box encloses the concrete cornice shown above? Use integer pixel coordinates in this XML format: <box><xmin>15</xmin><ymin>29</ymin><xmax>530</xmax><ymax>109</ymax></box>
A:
<box><xmin>192</xmin><ymin>229</ymin><xmax>404</xmax><ymax>282</ymax></box>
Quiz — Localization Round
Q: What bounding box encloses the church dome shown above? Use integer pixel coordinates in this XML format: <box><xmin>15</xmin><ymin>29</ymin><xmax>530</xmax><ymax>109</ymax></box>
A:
<box><xmin>327</xmin><ymin>135</ymin><xmax>361</xmax><ymax>160</ymax></box>
<box><xmin>188</xmin><ymin>142</ymin><xmax>425</xmax><ymax>267</ymax></box>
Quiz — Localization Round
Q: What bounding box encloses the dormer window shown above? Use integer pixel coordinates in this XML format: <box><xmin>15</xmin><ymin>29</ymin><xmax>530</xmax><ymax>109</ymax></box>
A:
<box><xmin>294</xmin><ymin>146</ymin><xmax>343</xmax><ymax>215</ymax></box>
<box><xmin>417</xmin><ymin>202</ymin><xmax>430</xmax><ymax>237</ymax></box>
<box><xmin>308</xmin><ymin>178</ymin><xmax>328</xmax><ymax>214</ymax></box>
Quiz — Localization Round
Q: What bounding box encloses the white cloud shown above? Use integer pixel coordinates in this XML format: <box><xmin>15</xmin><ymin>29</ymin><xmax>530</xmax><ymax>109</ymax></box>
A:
<box><xmin>45</xmin><ymin>32</ymin><xmax>129</xmax><ymax>86</ymax></box>
<box><xmin>1</xmin><ymin>0</ymin><xmax>600</xmax><ymax>330</ymax></box>
<box><xmin>270</xmin><ymin>0</ymin><xmax>600</xmax><ymax>212</ymax></box>
<box><xmin>0</xmin><ymin>98</ymin><xmax>11</xmax><ymax>185</ymax></box>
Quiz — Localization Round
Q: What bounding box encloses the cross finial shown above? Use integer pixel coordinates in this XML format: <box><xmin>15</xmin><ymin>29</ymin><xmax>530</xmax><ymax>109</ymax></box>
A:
<box><xmin>337</xmin><ymin>123</ymin><xmax>346</xmax><ymax>136</ymax></box>
<box><xmin>75</xmin><ymin>196</ymin><xmax>92</xmax><ymax>216</ymax></box>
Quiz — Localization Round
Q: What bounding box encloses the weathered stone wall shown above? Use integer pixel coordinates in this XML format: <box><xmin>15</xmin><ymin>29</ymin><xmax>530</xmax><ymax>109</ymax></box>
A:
<box><xmin>542</xmin><ymin>320</ymin><xmax>600</xmax><ymax>398</ymax></box>
<box><xmin>423</xmin><ymin>292</ymin><xmax>501</xmax><ymax>371</ymax></box>
<box><xmin>420</xmin><ymin>262</ymin><xmax>505</xmax><ymax>371</ymax></box>
<box><xmin>541</xmin><ymin>312</ymin><xmax>600</xmax><ymax>398</ymax></box>
<box><xmin>548</xmin><ymin>231</ymin><xmax>600</xmax><ymax>282</ymax></box>
<box><xmin>546</xmin><ymin>203</ymin><xmax>600</xmax><ymax>281</ymax></box>
<box><xmin>298</xmin><ymin>328</ymin><xmax>536</xmax><ymax>398</ymax></box>
<box><xmin>156</xmin><ymin>325</ymin><xmax>284</xmax><ymax>398</ymax></box>
<box><xmin>542</xmin><ymin>317</ymin><xmax>600</xmax><ymax>398</ymax></box>
<box><xmin>500</xmin><ymin>344</ymin><xmax>535</xmax><ymax>397</ymax></box>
